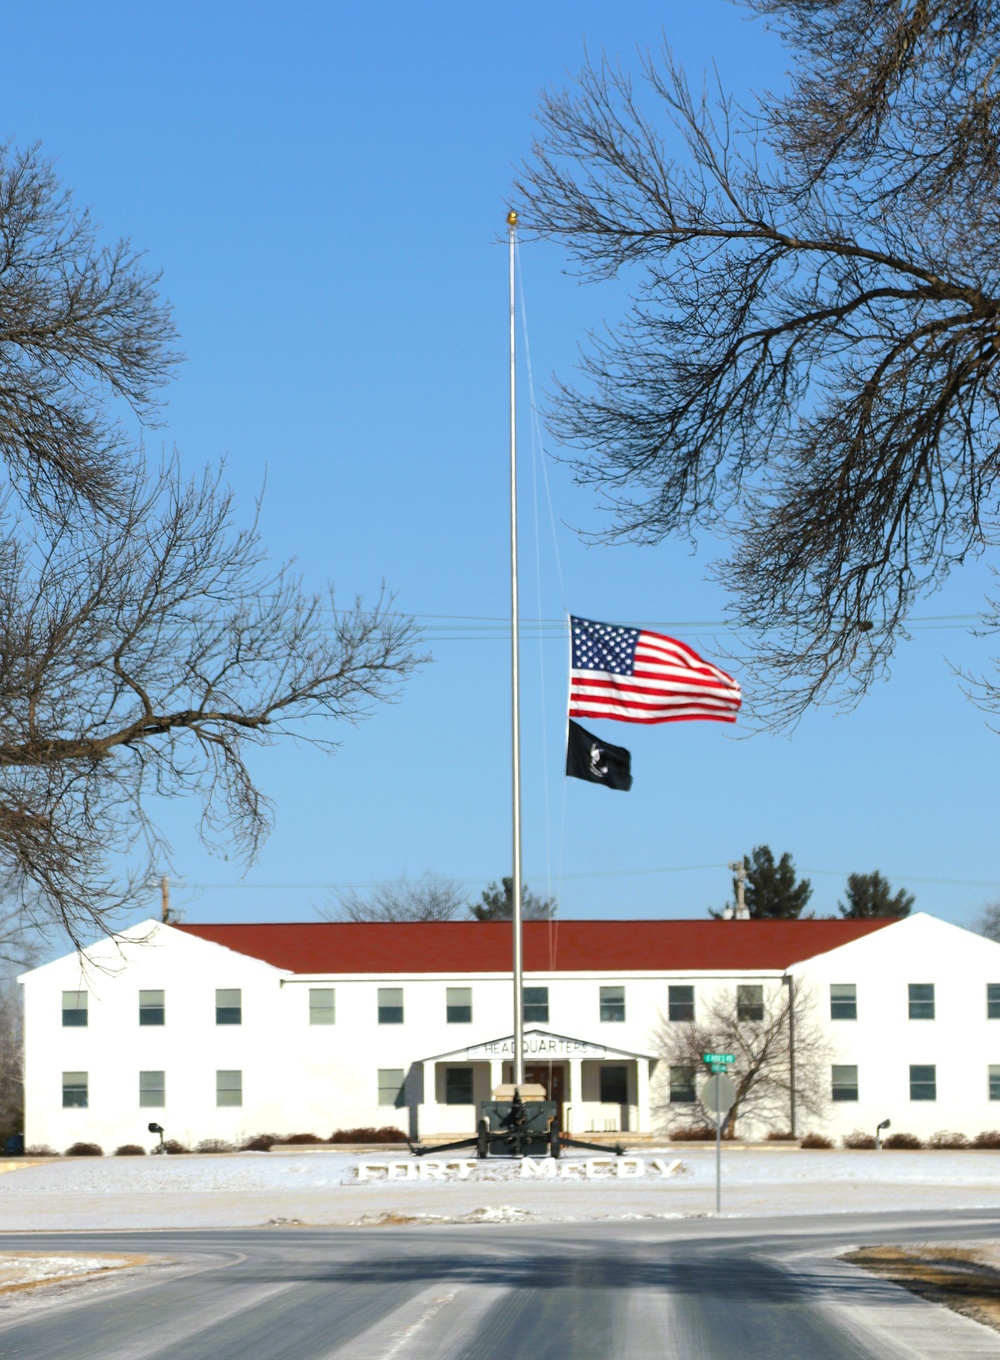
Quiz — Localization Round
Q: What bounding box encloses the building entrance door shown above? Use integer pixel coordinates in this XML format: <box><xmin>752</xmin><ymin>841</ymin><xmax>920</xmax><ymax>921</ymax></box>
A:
<box><xmin>524</xmin><ymin>1063</ymin><xmax>566</xmax><ymax>1127</ymax></box>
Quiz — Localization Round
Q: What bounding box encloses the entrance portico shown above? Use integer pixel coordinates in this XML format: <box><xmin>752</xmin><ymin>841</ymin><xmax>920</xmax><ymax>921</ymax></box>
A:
<box><xmin>413</xmin><ymin>1028</ymin><xmax>657</xmax><ymax>1139</ymax></box>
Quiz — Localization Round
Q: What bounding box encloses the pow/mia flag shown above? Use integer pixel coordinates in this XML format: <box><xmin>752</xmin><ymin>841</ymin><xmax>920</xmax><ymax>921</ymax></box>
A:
<box><xmin>566</xmin><ymin>719</ymin><xmax>633</xmax><ymax>791</ymax></box>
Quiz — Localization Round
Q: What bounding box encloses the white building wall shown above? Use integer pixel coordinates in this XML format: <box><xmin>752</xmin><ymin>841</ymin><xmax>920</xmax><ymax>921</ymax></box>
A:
<box><xmin>792</xmin><ymin>914</ymin><xmax>1000</xmax><ymax>1141</ymax></box>
<box><xmin>20</xmin><ymin>914</ymin><xmax>1000</xmax><ymax>1151</ymax></box>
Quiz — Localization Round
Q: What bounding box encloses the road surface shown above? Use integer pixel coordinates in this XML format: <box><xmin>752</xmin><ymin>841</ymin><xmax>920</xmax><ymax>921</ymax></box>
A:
<box><xmin>1</xmin><ymin>1211</ymin><xmax>999</xmax><ymax>1358</ymax></box>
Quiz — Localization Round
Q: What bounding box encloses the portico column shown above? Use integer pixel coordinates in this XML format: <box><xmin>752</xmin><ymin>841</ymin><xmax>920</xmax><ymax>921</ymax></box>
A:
<box><xmin>635</xmin><ymin>1057</ymin><xmax>651</xmax><ymax>1135</ymax></box>
<box><xmin>489</xmin><ymin>1059</ymin><xmax>503</xmax><ymax>1095</ymax></box>
<box><xmin>421</xmin><ymin>1060</ymin><xmax>434</xmax><ymax>1137</ymax></box>
<box><xmin>567</xmin><ymin>1058</ymin><xmax>583</xmax><ymax>1134</ymax></box>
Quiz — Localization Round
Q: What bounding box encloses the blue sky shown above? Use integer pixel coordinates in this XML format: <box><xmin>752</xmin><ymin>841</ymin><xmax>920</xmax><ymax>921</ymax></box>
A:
<box><xmin>2</xmin><ymin>2</ymin><xmax>996</xmax><ymax>930</ymax></box>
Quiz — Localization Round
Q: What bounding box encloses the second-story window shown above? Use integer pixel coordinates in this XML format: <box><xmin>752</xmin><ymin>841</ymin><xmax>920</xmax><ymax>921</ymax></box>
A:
<box><xmin>600</xmin><ymin>986</ymin><xmax>625</xmax><ymax>1022</ymax></box>
<box><xmin>139</xmin><ymin>990</ymin><xmax>165</xmax><ymax>1026</ymax></box>
<box><xmin>830</xmin><ymin>984</ymin><xmax>857</xmax><ymax>1021</ymax></box>
<box><xmin>737</xmin><ymin>984</ymin><xmax>765</xmax><ymax>1022</ymax></box>
<box><xmin>309</xmin><ymin>988</ymin><xmax>335</xmax><ymax>1025</ymax></box>
<box><xmin>216</xmin><ymin>989</ymin><xmax>242</xmax><ymax>1025</ymax></box>
<box><xmin>523</xmin><ymin>986</ymin><xmax>549</xmax><ymax>1023</ymax></box>
<box><xmin>908</xmin><ymin>983</ymin><xmax>935</xmax><ymax>1020</ymax></box>
<box><xmin>446</xmin><ymin>987</ymin><xmax>472</xmax><ymax>1023</ymax></box>
<box><xmin>988</xmin><ymin>984</ymin><xmax>1000</xmax><ymax>1020</ymax></box>
<box><xmin>668</xmin><ymin>985</ymin><xmax>695</xmax><ymax>1022</ymax></box>
<box><xmin>62</xmin><ymin>990</ymin><xmax>88</xmax><ymax>1027</ymax></box>
<box><xmin>378</xmin><ymin>987</ymin><xmax>404</xmax><ymax>1024</ymax></box>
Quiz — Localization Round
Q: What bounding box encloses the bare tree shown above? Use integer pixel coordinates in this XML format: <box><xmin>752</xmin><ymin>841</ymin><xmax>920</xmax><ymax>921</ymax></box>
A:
<box><xmin>0</xmin><ymin>145</ymin><xmax>423</xmax><ymax>944</ymax></box>
<box><xmin>324</xmin><ymin>872</ymin><xmax>467</xmax><ymax>923</ymax></box>
<box><xmin>516</xmin><ymin>3</ymin><xmax>1000</xmax><ymax>726</ymax></box>
<box><xmin>0</xmin><ymin>966</ymin><xmax>24</xmax><ymax>1144</ymax></box>
<box><xmin>653</xmin><ymin>981</ymin><xmax>830</xmax><ymax>1137</ymax></box>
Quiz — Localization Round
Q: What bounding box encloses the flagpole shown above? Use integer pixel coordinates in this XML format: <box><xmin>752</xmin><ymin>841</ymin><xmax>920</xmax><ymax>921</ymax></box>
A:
<box><xmin>507</xmin><ymin>209</ymin><xmax>524</xmax><ymax>1089</ymax></box>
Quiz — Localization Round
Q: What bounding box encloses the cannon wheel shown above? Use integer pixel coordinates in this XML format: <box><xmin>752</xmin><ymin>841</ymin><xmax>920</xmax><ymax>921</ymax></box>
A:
<box><xmin>548</xmin><ymin>1114</ymin><xmax>562</xmax><ymax>1158</ymax></box>
<box><xmin>477</xmin><ymin>1117</ymin><xmax>490</xmax><ymax>1159</ymax></box>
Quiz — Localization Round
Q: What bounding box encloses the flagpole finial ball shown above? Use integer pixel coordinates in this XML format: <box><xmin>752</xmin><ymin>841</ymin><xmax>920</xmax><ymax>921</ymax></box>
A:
<box><xmin>506</xmin><ymin>210</ymin><xmax>518</xmax><ymax>227</ymax></box>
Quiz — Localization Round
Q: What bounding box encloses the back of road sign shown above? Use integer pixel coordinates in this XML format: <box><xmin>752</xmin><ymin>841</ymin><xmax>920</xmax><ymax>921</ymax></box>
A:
<box><xmin>703</xmin><ymin>1074</ymin><xmax>736</xmax><ymax>1115</ymax></box>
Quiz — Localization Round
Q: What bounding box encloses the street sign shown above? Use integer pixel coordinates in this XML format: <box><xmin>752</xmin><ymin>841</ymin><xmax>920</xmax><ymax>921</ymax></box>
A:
<box><xmin>702</xmin><ymin>1053</ymin><xmax>735</xmax><ymax>1064</ymax></box>
<box><xmin>702</xmin><ymin>1073</ymin><xmax>736</xmax><ymax>1115</ymax></box>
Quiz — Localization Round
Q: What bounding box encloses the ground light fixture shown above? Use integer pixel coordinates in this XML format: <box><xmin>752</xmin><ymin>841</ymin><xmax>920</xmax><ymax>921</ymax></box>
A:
<box><xmin>148</xmin><ymin>1122</ymin><xmax>165</xmax><ymax>1153</ymax></box>
<box><xmin>875</xmin><ymin>1118</ymin><xmax>891</xmax><ymax>1150</ymax></box>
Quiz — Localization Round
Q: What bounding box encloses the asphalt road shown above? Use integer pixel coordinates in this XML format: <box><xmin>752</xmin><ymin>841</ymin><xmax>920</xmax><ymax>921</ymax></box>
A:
<box><xmin>1</xmin><ymin>1212</ymin><xmax>1000</xmax><ymax>1359</ymax></box>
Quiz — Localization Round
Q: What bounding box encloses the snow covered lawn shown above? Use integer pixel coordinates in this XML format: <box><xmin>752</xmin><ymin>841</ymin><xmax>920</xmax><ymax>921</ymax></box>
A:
<box><xmin>2</xmin><ymin>1147</ymin><xmax>1000</xmax><ymax>1230</ymax></box>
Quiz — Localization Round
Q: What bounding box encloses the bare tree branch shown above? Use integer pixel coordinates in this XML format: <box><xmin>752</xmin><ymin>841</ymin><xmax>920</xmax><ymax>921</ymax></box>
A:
<box><xmin>515</xmin><ymin>6</ymin><xmax>1000</xmax><ymax>726</ymax></box>
<box><xmin>0</xmin><ymin>146</ymin><xmax>425</xmax><ymax>946</ymax></box>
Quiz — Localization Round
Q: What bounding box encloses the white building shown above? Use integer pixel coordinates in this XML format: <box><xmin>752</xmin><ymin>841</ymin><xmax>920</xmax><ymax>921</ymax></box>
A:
<box><xmin>19</xmin><ymin>913</ymin><xmax>1000</xmax><ymax>1150</ymax></box>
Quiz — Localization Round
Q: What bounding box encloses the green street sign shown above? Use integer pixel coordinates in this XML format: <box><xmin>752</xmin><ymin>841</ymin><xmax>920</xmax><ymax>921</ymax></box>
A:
<box><xmin>703</xmin><ymin>1053</ymin><xmax>735</xmax><ymax>1065</ymax></box>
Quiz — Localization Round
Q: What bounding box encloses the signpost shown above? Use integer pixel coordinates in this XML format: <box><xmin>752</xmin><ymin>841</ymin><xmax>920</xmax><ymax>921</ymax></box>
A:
<box><xmin>702</xmin><ymin>1069</ymin><xmax>736</xmax><ymax>1214</ymax></box>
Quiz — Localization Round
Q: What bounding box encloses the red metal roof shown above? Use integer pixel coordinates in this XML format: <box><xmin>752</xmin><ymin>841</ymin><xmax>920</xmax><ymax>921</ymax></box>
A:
<box><xmin>174</xmin><ymin>918</ymin><xmax>893</xmax><ymax>975</ymax></box>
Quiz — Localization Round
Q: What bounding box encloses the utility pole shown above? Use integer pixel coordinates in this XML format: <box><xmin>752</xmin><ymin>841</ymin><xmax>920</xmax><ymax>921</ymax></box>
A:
<box><xmin>728</xmin><ymin>860</ymin><xmax>749</xmax><ymax>920</ymax></box>
<box><xmin>160</xmin><ymin>875</ymin><xmax>170</xmax><ymax>924</ymax></box>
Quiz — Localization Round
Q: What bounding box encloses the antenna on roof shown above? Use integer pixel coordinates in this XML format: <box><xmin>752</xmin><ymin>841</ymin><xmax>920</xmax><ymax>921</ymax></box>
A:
<box><xmin>727</xmin><ymin>860</ymin><xmax>750</xmax><ymax>920</ymax></box>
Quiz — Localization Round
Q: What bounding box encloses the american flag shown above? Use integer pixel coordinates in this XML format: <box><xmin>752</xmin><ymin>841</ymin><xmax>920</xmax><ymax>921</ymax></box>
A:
<box><xmin>569</xmin><ymin>616</ymin><xmax>741</xmax><ymax>725</ymax></box>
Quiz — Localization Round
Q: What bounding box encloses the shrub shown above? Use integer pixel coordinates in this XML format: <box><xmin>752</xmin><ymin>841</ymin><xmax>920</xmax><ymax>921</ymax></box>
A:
<box><xmin>240</xmin><ymin>1134</ymin><xmax>275</xmax><ymax>1152</ymax></box>
<box><xmin>162</xmin><ymin>1139</ymin><xmax>190</xmax><ymax>1155</ymax></box>
<box><xmin>195</xmin><ymin>1139</ymin><xmax>235</xmax><ymax>1154</ymax></box>
<box><xmin>328</xmin><ymin>1126</ymin><xmax>408</xmax><ymax>1144</ymax></box>
<box><xmin>23</xmin><ymin>1144</ymin><xmax>57</xmax><ymax>1157</ymax></box>
<box><xmin>65</xmin><ymin>1141</ymin><xmax>103</xmax><ymax>1157</ymax></box>
<box><xmin>277</xmin><ymin>1132</ymin><xmax>324</xmax><ymax>1145</ymax></box>
<box><xmin>842</xmin><ymin>1129</ymin><xmax>877</xmax><ymax>1149</ymax></box>
<box><xmin>973</xmin><ymin>1130</ymin><xmax>1000</xmax><ymax>1148</ymax></box>
<box><xmin>667</xmin><ymin>1124</ymin><xmax>716</xmax><ymax>1142</ymax></box>
<box><xmin>883</xmin><ymin>1132</ymin><xmax>923</xmax><ymax>1149</ymax></box>
<box><xmin>765</xmin><ymin>1131</ymin><xmax>798</xmax><ymax>1142</ymax></box>
<box><xmin>928</xmin><ymin>1130</ymin><xmax>969</xmax><ymax>1149</ymax></box>
<box><xmin>114</xmin><ymin>1144</ymin><xmax>146</xmax><ymax>1156</ymax></box>
<box><xmin>800</xmin><ymin>1133</ymin><xmax>833</xmax><ymax>1149</ymax></box>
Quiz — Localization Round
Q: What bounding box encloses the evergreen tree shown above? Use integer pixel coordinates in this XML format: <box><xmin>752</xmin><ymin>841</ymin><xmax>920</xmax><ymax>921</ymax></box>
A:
<box><xmin>720</xmin><ymin>845</ymin><xmax>812</xmax><ymax>920</ymax></box>
<box><xmin>470</xmin><ymin>878</ymin><xmax>556</xmax><ymax>921</ymax></box>
<box><xmin>838</xmin><ymin>872</ymin><xmax>913</xmax><ymax>919</ymax></box>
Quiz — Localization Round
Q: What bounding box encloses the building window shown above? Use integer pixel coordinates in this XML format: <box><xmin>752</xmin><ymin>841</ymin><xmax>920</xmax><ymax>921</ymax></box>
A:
<box><xmin>668</xmin><ymin>985</ymin><xmax>695</xmax><ymax>1022</ymax></box>
<box><xmin>908</xmin><ymin>984</ymin><xmax>935</xmax><ymax>1020</ymax></box>
<box><xmin>445</xmin><ymin>1067</ymin><xmax>474</xmax><ymax>1104</ymax></box>
<box><xmin>378</xmin><ymin>1068</ymin><xmax>405</xmax><ymax>1107</ymax></box>
<box><xmin>599</xmin><ymin>986</ymin><xmax>625</xmax><ymax>1023</ymax></box>
<box><xmin>446</xmin><ymin>987</ymin><xmax>472</xmax><ymax>1024</ymax></box>
<box><xmin>600</xmin><ymin>1065</ymin><xmax>628</xmax><ymax>1105</ymax></box>
<box><xmin>990</xmin><ymin>1066</ymin><xmax>1000</xmax><ymax>1101</ymax></box>
<box><xmin>216</xmin><ymin>1070</ymin><xmax>242</xmax><ymax>1107</ymax></box>
<box><xmin>62</xmin><ymin>991</ymin><xmax>88</xmax><ymax>1028</ymax></box>
<box><xmin>830</xmin><ymin>984</ymin><xmax>857</xmax><ymax>1021</ymax></box>
<box><xmin>139</xmin><ymin>1070</ymin><xmax>165</xmax><ymax>1108</ymax></box>
<box><xmin>737</xmin><ymin>985</ymin><xmax>764</xmax><ymax>1022</ymax></box>
<box><xmin>139</xmin><ymin>990</ymin><xmax>165</xmax><ymax>1026</ymax></box>
<box><xmin>831</xmin><ymin>1065</ymin><xmax>859</xmax><ymax>1101</ymax></box>
<box><xmin>988</xmin><ymin>985</ymin><xmax>1000</xmax><ymax>1020</ymax></box>
<box><xmin>216</xmin><ymin>989</ymin><xmax>242</xmax><ymax>1025</ymax></box>
<box><xmin>910</xmin><ymin>1064</ymin><xmax>936</xmax><ymax>1101</ymax></box>
<box><xmin>309</xmin><ymin>988</ymin><xmax>335</xmax><ymax>1025</ymax></box>
<box><xmin>62</xmin><ymin>1071</ymin><xmax>88</xmax><ymax>1108</ymax></box>
<box><xmin>378</xmin><ymin>988</ymin><xmax>404</xmax><ymax>1024</ymax></box>
<box><xmin>668</xmin><ymin>1065</ymin><xmax>696</xmax><ymax>1103</ymax></box>
<box><xmin>523</xmin><ymin>986</ymin><xmax>549</xmax><ymax>1023</ymax></box>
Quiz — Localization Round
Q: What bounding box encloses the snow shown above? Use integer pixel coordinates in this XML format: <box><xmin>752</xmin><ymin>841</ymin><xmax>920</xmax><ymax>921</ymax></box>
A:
<box><xmin>2</xmin><ymin>1147</ymin><xmax>1000</xmax><ymax>1230</ymax></box>
<box><xmin>0</xmin><ymin>1252</ymin><xmax>134</xmax><ymax>1290</ymax></box>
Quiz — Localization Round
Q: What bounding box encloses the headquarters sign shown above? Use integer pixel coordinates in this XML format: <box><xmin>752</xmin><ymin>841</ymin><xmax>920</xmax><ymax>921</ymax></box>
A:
<box><xmin>466</xmin><ymin>1034</ymin><xmax>608</xmax><ymax>1061</ymax></box>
